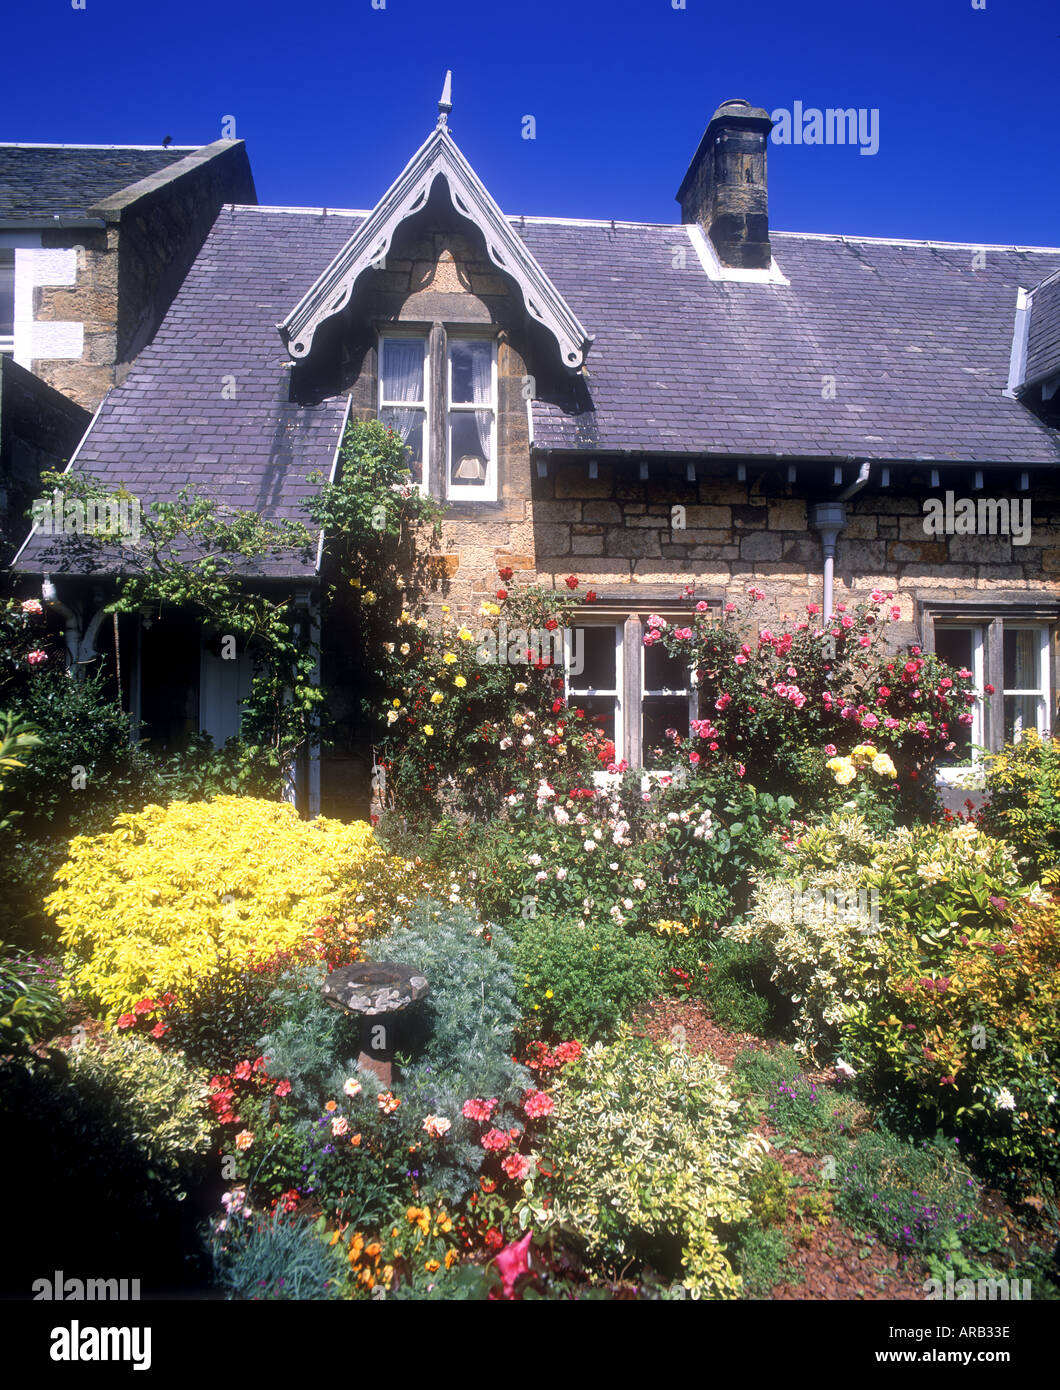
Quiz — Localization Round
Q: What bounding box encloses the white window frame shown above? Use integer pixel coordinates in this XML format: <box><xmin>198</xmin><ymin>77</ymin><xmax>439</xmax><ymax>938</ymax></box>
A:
<box><xmin>933</xmin><ymin>624</ymin><xmax>986</xmax><ymax>785</ymax></box>
<box><xmin>377</xmin><ymin>331</ymin><xmax>429</xmax><ymax>497</ymax></box>
<box><xmin>1002</xmin><ymin>623</ymin><xmax>1051</xmax><ymax>744</ymax></box>
<box><xmin>564</xmin><ymin>621</ymin><xmax>623</xmax><ymax>759</ymax></box>
<box><xmin>445</xmin><ymin>336</ymin><xmax>498</xmax><ymax>502</ymax></box>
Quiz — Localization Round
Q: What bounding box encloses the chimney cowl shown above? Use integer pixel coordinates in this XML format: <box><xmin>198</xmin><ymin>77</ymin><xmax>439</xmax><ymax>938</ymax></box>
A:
<box><xmin>677</xmin><ymin>97</ymin><xmax>774</xmax><ymax>272</ymax></box>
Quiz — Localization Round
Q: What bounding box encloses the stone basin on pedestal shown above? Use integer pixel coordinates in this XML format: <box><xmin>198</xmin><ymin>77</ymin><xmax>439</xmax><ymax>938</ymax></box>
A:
<box><xmin>320</xmin><ymin>961</ymin><xmax>428</xmax><ymax>1086</ymax></box>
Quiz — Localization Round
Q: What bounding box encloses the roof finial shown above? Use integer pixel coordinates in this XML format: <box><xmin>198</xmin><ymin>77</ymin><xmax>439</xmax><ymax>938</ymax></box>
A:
<box><xmin>437</xmin><ymin>70</ymin><xmax>452</xmax><ymax>129</ymax></box>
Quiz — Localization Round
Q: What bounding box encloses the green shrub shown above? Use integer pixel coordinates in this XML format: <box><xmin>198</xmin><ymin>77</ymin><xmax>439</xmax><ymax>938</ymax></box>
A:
<box><xmin>0</xmin><ymin>1053</ymin><xmax>211</xmax><ymax>1292</ymax></box>
<box><xmin>0</xmin><ymin>949</ymin><xmax>66</xmax><ymax>1053</ymax></box>
<box><xmin>206</xmin><ymin>1206</ymin><xmax>347</xmax><ymax>1300</ymax></box>
<box><xmin>833</xmin><ymin>1130</ymin><xmax>1003</xmax><ymax>1265</ymax></box>
<box><xmin>734</xmin><ymin>1224</ymin><xmax>792</xmax><ymax>1298</ymax></box>
<box><xmin>745</xmin><ymin>1156</ymin><xmax>789</xmax><ymax>1226</ymax></box>
<box><xmin>513</xmin><ymin>913</ymin><xmax>662</xmax><ymax>1040</ymax></box>
<box><xmin>517</xmin><ymin>1030</ymin><xmax>766</xmax><ymax>1298</ymax></box>
<box><xmin>840</xmin><ymin>894</ymin><xmax>1060</xmax><ymax>1188</ymax></box>
<box><xmin>156</xmin><ymin>951</ymin><xmax>307</xmax><ymax>1074</ymax></box>
<box><xmin>726</xmin><ymin>816</ymin><xmax>886</xmax><ymax>1059</ymax></box>
<box><xmin>67</xmin><ymin>1034</ymin><xmax>213</xmax><ymax>1195</ymax></box>
<box><xmin>703</xmin><ymin>936</ymin><xmax>785</xmax><ymax>1034</ymax></box>
<box><xmin>730</xmin><ymin>1044</ymin><xmax>852</xmax><ymax>1148</ymax></box>
<box><xmin>983</xmin><ymin>730</ymin><xmax>1060</xmax><ymax>883</ymax></box>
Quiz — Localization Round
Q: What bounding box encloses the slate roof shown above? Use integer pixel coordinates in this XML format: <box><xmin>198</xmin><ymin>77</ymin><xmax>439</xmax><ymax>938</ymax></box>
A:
<box><xmin>14</xmin><ymin>202</ymin><xmax>1060</xmax><ymax>579</ymax></box>
<box><xmin>0</xmin><ymin>145</ymin><xmax>195</xmax><ymax>220</ymax></box>
<box><xmin>519</xmin><ymin>221</ymin><xmax>1060</xmax><ymax>465</ymax></box>
<box><xmin>1025</xmin><ymin>267</ymin><xmax>1060</xmax><ymax>390</ymax></box>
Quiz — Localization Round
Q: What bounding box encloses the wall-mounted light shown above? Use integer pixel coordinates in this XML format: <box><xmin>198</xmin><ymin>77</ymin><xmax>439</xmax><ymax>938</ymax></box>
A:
<box><xmin>41</xmin><ymin>574</ymin><xmax>56</xmax><ymax>604</ymax></box>
<box><xmin>588</xmin><ymin>459</ymin><xmax>598</xmax><ymax>479</ymax></box>
<box><xmin>639</xmin><ymin>461</ymin><xmax>649</xmax><ymax>481</ymax></box>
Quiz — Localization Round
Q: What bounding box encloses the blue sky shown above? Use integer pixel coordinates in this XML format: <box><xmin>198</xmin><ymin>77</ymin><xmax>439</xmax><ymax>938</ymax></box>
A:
<box><xmin>4</xmin><ymin>0</ymin><xmax>1058</xmax><ymax>245</ymax></box>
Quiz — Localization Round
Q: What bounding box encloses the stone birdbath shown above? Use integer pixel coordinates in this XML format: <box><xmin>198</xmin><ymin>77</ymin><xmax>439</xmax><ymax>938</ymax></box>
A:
<box><xmin>320</xmin><ymin>960</ymin><xmax>428</xmax><ymax>1086</ymax></box>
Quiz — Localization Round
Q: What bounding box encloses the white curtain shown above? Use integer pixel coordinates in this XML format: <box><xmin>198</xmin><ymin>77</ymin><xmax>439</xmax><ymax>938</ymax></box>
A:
<box><xmin>382</xmin><ymin>340</ymin><xmax>423</xmax><ymax>443</ymax></box>
<box><xmin>471</xmin><ymin>343</ymin><xmax>492</xmax><ymax>461</ymax></box>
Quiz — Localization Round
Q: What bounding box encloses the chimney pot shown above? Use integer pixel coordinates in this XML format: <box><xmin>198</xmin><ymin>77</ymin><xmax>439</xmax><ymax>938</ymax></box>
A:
<box><xmin>677</xmin><ymin>98</ymin><xmax>773</xmax><ymax>271</ymax></box>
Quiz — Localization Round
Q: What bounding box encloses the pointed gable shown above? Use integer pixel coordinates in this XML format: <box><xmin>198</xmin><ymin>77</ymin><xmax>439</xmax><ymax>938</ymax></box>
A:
<box><xmin>276</xmin><ymin>124</ymin><xmax>593</xmax><ymax>370</ymax></box>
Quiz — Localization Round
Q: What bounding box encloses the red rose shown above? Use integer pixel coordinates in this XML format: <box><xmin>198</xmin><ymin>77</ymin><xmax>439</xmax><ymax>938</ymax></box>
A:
<box><xmin>496</xmin><ymin>589</ymin><xmax>508</xmax><ymax>600</ymax></box>
<box><xmin>585</xmin><ymin>590</ymin><xmax>597</xmax><ymax>602</ymax></box>
<box><xmin>498</xmin><ymin>567</ymin><xmax>514</xmax><ymax>581</ymax></box>
<box><xmin>564</xmin><ymin>575</ymin><xmax>579</xmax><ymax>590</ymax></box>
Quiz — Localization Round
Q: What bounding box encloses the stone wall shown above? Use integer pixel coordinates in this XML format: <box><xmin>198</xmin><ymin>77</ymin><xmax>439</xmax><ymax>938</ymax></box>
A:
<box><xmin>31</xmin><ymin>141</ymin><xmax>255</xmax><ymax>411</ymax></box>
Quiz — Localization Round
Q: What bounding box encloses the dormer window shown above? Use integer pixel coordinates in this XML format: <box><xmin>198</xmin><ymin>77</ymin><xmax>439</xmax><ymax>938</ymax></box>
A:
<box><xmin>378</xmin><ymin>334</ymin><xmax>429</xmax><ymax>493</ymax></box>
<box><xmin>447</xmin><ymin>337</ymin><xmax>497</xmax><ymax>501</ymax></box>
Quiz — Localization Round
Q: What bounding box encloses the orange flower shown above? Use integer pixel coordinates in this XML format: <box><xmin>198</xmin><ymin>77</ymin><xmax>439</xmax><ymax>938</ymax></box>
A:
<box><xmin>350</xmin><ymin>1133</ymin><xmax>362</xmax><ymax>1147</ymax></box>
<box><xmin>325</xmin><ymin>1100</ymin><xmax>338</xmax><ymax>1113</ymax></box>
<box><xmin>235</xmin><ymin>1129</ymin><xmax>254</xmax><ymax>1150</ymax></box>
<box><xmin>444</xmin><ymin>1248</ymin><xmax>459</xmax><ymax>1269</ymax></box>
<box><xmin>365</xmin><ymin>1242</ymin><xmax>382</xmax><ymax>1259</ymax></box>
<box><xmin>425</xmin><ymin>1259</ymin><xmax>440</xmax><ymax>1273</ymax></box>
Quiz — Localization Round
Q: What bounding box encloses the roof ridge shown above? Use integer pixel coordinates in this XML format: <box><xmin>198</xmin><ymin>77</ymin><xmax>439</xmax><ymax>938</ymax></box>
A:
<box><xmin>0</xmin><ymin>142</ymin><xmax>197</xmax><ymax>151</ymax></box>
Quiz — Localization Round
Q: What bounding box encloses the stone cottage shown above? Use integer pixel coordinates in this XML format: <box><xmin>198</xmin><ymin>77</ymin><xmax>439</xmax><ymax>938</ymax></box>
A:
<box><xmin>12</xmin><ymin>90</ymin><xmax>1060</xmax><ymax>817</ymax></box>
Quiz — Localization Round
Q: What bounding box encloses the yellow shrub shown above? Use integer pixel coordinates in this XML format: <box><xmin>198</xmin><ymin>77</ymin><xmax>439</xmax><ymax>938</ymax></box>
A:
<box><xmin>47</xmin><ymin>797</ymin><xmax>410</xmax><ymax>1023</ymax></box>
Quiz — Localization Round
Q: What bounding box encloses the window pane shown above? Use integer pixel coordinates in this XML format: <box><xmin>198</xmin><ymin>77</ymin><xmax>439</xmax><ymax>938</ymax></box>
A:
<box><xmin>644</xmin><ymin>641</ymin><xmax>688</xmax><ymax>692</ymax></box>
<box><xmin>934</xmin><ymin>627</ymin><xmax>973</xmax><ymax>673</ymax></box>
<box><xmin>936</xmin><ymin>717</ymin><xmax>973</xmax><ymax>767</ymax></box>
<box><xmin>449</xmin><ymin>411</ymin><xmax>490</xmax><ymax>485</ymax></box>
<box><xmin>570</xmin><ymin>626</ymin><xmax>616</xmax><ymax>691</ymax></box>
<box><xmin>381</xmin><ymin>339</ymin><xmax>424</xmax><ymax>404</ymax></box>
<box><xmin>379</xmin><ymin>408</ymin><xmax>424</xmax><ymax>486</ymax></box>
<box><xmin>450</xmin><ymin>340</ymin><xmax>492</xmax><ymax>405</ymax></box>
<box><xmin>1005</xmin><ymin>695</ymin><xmax>1041</xmax><ymax>743</ymax></box>
<box><xmin>643</xmin><ymin>697</ymin><xmax>689</xmax><ymax>767</ymax></box>
<box><xmin>566</xmin><ymin>696</ymin><xmax>616</xmax><ymax>743</ymax></box>
<box><xmin>0</xmin><ymin>250</ymin><xmax>14</xmax><ymax>336</ymax></box>
<box><xmin>1004</xmin><ymin>629</ymin><xmax>1040</xmax><ymax>690</ymax></box>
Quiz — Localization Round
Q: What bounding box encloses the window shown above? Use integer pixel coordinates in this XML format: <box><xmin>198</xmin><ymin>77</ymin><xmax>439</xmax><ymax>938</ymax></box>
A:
<box><xmin>642</xmin><ymin>639</ymin><xmax>696</xmax><ymax>769</ymax></box>
<box><xmin>447</xmin><ymin>338</ymin><xmax>496</xmax><ymax>501</ymax></box>
<box><xmin>0</xmin><ymin>249</ymin><xmax>14</xmax><ymax>353</ymax></box>
<box><xmin>562</xmin><ymin>611</ymin><xmax>701</xmax><ymax>770</ymax></box>
<box><xmin>931</xmin><ymin>615</ymin><xmax>1052</xmax><ymax>780</ymax></box>
<box><xmin>1003</xmin><ymin>626</ymin><xmax>1050</xmax><ymax>743</ymax></box>
<box><xmin>565</xmin><ymin>623</ymin><xmax>622</xmax><ymax>753</ymax></box>
<box><xmin>378</xmin><ymin>335</ymin><xmax>428</xmax><ymax>493</ymax></box>
<box><xmin>933</xmin><ymin>625</ymin><xmax>985</xmax><ymax>779</ymax></box>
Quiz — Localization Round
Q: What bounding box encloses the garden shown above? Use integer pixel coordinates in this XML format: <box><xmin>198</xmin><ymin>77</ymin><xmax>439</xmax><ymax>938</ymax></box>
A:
<box><xmin>2</xmin><ymin>422</ymin><xmax>1059</xmax><ymax>1302</ymax></box>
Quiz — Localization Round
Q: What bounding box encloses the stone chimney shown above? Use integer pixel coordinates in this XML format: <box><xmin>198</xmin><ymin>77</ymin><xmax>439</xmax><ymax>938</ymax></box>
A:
<box><xmin>676</xmin><ymin>98</ymin><xmax>773</xmax><ymax>271</ymax></box>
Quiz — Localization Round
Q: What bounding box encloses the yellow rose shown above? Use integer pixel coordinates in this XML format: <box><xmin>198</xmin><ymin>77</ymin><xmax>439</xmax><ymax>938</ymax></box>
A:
<box><xmin>392</xmin><ymin>698</ymin><xmax>401</xmax><ymax>708</ymax></box>
<box><xmin>458</xmin><ymin>628</ymin><xmax>474</xmax><ymax>643</ymax></box>
<box><xmin>454</xmin><ymin>676</ymin><xmax>467</xmax><ymax>688</ymax></box>
<box><xmin>423</xmin><ymin>725</ymin><xmax>434</xmax><ymax>736</ymax></box>
<box><xmin>431</xmin><ymin>692</ymin><xmax>444</xmax><ymax>704</ymax></box>
<box><xmin>443</xmin><ymin>652</ymin><xmax>457</xmax><ymax>664</ymax></box>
